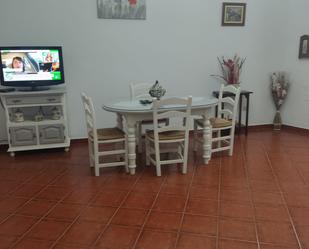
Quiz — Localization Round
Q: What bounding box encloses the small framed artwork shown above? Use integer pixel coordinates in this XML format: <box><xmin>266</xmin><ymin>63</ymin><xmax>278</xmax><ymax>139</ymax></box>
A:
<box><xmin>222</xmin><ymin>2</ymin><xmax>246</xmax><ymax>26</ymax></box>
<box><xmin>299</xmin><ymin>35</ymin><xmax>309</xmax><ymax>59</ymax></box>
<box><xmin>97</xmin><ymin>0</ymin><xmax>146</xmax><ymax>20</ymax></box>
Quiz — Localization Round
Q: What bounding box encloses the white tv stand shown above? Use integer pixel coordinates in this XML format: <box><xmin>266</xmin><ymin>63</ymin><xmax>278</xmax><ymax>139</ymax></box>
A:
<box><xmin>0</xmin><ymin>88</ymin><xmax>70</xmax><ymax>156</ymax></box>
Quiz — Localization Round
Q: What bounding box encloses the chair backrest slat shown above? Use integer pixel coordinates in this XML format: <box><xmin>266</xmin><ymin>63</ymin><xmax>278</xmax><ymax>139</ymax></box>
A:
<box><xmin>157</xmin><ymin>110</ymin><xmax>188</xmax><ymax>120</ymax></box>
<box><xmin>130</xmin><ymin>82</ymin><xmax>152</xmax><ymax>100</ymax></box>
<box><xmin>154</xmin><ymin>97</ymin><xmax>189</xmax><ymax>107</ymax></box>
<box><xmin>152</xmin><ymin>96</ymin><xmax>192</xmax><ymax>139</ymax></box>
<box><xmin>217</xmin><ymin>84</ymin><xmax>240</xmax><ymax>125</ymax></box>
<box><xmin>86</xmin><ymin>118</ymin><xmax>94</xmax><ymax>131</ymax></box>
<box><xmin>81</xmin><ymin>93</ymin><xmax>98</xmax><ymax>141</ymax></box>
<box><xmin>158</xmin><ymin>125</ymin><xmax>186</xmax><ymax>133</ymax></box>
<box><xmin>221</xmin><ymin>84</ymin><xmax>240</xmax><ymax>95</ymax></box>
<box><xmin>220</xmin><ymin>109</ymin><xmax>233</xmax><ymax>117</ymax></box>
<box><xmin>221</xmin><ymin>96</ymin><xmax>235</xmax><ymax>106</ymax></box>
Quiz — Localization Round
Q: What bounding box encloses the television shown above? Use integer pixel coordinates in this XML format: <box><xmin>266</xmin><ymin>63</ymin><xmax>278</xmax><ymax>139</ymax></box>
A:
<box><xmin>0</xmin><ymin>46</ymin><xmax>65</xmax><ymax>91</ymax></box>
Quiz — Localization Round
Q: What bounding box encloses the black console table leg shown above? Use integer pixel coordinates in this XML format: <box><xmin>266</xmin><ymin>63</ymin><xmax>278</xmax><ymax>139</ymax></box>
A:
<box><xmin>238</xmin><ymin>94</ymin><xmax>243</xmax><ymax>135</ymax></box>
<box><xmin>245</xmin><ymin>94</ymin><xmax>250</xmax><ymax>136</ymax></box>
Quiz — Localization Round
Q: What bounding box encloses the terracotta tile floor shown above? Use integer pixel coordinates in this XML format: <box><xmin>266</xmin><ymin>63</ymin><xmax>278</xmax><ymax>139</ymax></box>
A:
<box><xmin>0</xmin><ymin>129</ymin><xmax>308</xmax><ymax>249</ymax></box>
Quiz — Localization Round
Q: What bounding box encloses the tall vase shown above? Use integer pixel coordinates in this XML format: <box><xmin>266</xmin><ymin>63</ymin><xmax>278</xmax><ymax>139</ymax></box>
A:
<box><xmin>273</xmin><ymin>110</ymin><xmax>282</xmax><ymax>130</ymax></box>
<box><xmin>271</xmin><ymin>72</ymin><xmax>289</xmax><ymax>131</ymax></box>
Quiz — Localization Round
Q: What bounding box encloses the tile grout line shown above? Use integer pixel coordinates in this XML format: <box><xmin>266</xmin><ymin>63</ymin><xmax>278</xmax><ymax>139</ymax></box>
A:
<box><xmin>48</xmin><ymin>173</ymin><xmax>120</xmax><ymax>249</ymax></box>
<box><xmin>1</xmin><ymin>170</ymin><xmax>44</xmax><ymax>198</ymax></box>
<box><xmin>263</xmin><ymin>144</ymin><xmax>304</xmax><ymax>249</ymax></box>
<box><xmin>0</xmin><ymin>167</ymin><xmax>69</xmax><ymax>227</ymax></box>
<box><xmin>291</xmin><ymin>158</ymin><xmax>308</xmax><ymax>188</ymax></box>
<box><xmin>171</xmin><ymin>158</ymin><xmax>199</xmax><ymax>249</ymax></box>
<box><xmin>0</xmin><ymin>165</ymin><xmax>62</xmax><ymax>220</ymax></box>
<box><xmin>215</xmin><ymin>156</ymin><xmax>222</xmax><ymax>249</ymax></box>
<box><xmin>240</xmin><ymin>138</ymin><xmax>262</xmax><ymax>249</ymax></box>
<box><xmin>89</xmin><ymin>170</ymin><xmax>147</xmax><ymax>249</ymax></box>
<box><xmin>8</xmin><ymin>168</ymin><xmax>78</xmax><ymax>249</ymax></box>
<box><xmin>129</xmin><ymin>172</ymin><xmax>168</xmax><ymax>249</ymax></box>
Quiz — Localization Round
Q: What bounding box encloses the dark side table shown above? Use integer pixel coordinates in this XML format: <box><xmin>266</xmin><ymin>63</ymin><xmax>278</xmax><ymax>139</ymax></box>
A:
<box><xmin>212</xmin><ymin>90</ymin><xmax>253</xmax><ymax>136</ymax></box>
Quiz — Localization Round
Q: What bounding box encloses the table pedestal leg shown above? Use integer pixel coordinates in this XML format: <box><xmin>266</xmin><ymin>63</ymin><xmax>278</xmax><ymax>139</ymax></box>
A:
<box><xmin>117</xmin><ymin>113</ymin><xmax>123</xmax><ymax>130</ymax></box>
<box><xmin>127</xmin><ymin>120</ymin><xmax>136</xmax><ymax>175</ymax></box>
<box><xmin>203</xmin><ymin>116</ymin><xmax>212</xmax><ymax>164</ymax></box>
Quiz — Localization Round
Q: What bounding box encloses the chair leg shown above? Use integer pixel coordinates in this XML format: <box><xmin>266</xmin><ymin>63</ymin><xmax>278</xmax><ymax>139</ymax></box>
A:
<box><xmin>145</xmin><ymin>138</ymin><xmax>150</xmax><ymax>166</ymax></box>
<box><xmin>137</xmin><ymin>122</ymin><xmax>143</xmax><ymax>153</ymax></box>
<box><xmin>155</xmin><ymin>143</ymin><xmax>161</xmax><ymax>176</ymax></box>
<box><xmin>93</xmin><ymin>142</ymin><xmax>100</xmax><ymax>176</ymax></box>
<box><xmin>229</xmin><ymin>147</ymin><xmax>233</xmax><ymax>156</ymax></box>
<box><xmin>156</xmin><ymin>162</ymin><xmax>161</xmax><ymax>176</ymax></box>
<box><xmin>229</xmin><ymin>129</ymin><xmax>235</xmax><ymax>156</ymax></box>
<box><xmin>182</xmin><ymin>142</ymin><xmax>188</xmax><ymax>174</ymax></box>
<box><xmin>182</xmin><ymin>161</ymin><xmax>188</xmax><ymax>174</ymax></box>
<box><xmin>94</xmin><ymin>157</ymin><xmax>100</xmax><ymax>176</ymax></box>
<box><xmin>193</xmin><ymin>121</ymin><xmax>198</xmax><ymax>152</ymax></box>
<box><xmin>94</xmin><ymin>166</ymin><xmax>100</xmax><ymax>176</ymax></box>
<box><xmin>88</xmin><ymin>140</ymin><xmax>94</xmax><ymax>167</ymax></box>
<box><xmin>124</xmin><ymin>135</ymin><xmax>129</xmax><ymax>173</ymax></box>
<box><xmin>135</xmin><ymin>122</ymin><xmax>139</xmax><ymax>150</ymax></box>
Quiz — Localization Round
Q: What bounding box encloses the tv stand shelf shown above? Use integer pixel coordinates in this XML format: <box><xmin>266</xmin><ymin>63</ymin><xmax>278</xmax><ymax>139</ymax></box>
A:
<box><xmin>0</xmin><ymin>88</ymin><xmax>70</xmax><ymax>156</ymax></box>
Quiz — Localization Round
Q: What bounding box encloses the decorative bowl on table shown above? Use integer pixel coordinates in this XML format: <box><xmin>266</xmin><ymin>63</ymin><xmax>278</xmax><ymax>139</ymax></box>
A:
<box><xmin>139</xmin><ymin>99</ymin><xmax>152</xmax><ymax>105</ymax></box>
<box><xmin>149</xmin><ymin>80</ymin><xmax>166</xmax><ymax>100</ymax></box>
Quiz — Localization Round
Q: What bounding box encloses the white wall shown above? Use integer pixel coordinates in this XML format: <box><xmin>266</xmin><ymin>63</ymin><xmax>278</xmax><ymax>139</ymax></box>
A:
<box><xmin>1</xmin><ymin>0</ymin><xmax>305</xmax><ymax>142</ymax></box>
<box><xmin>281</xmin><ymin>0</ymin><xmax>309</xmax><ymax>129</ymax></box>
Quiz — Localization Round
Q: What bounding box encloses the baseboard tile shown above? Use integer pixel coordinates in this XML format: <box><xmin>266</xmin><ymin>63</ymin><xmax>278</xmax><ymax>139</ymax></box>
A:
<box><xmin>248</xmin><ymin>124</ymin><xmax>273</xmax><ymax>132</ymax></box>
<box><xmin>281</xmin><ymin>124</ymin><xmax>309</xmax><ymax>134</ymax></box>
<box><xmin>248</xmin><ymin>124</ymin><xmax>309</xmax><ymax>134</ymax></box>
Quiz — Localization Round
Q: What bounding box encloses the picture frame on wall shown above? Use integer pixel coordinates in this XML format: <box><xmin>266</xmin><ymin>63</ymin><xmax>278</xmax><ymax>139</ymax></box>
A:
<box><xmin>299</xmin><ymin>35</ymin><xmax>309</xmax><ymax>59</ymax></box>
<box><xmin>97</xmin><ymin>0</ymin><xmax>146</xmax><ymax>20</ymax></box>
<box><xmin>222</xmin><ymin>2</ymin><xmax>246</xmax><ymax>26</ymax></box>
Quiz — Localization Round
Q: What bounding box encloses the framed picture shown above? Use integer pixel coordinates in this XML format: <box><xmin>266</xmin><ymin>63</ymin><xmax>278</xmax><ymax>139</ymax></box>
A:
<box><xmin>222</xmin><ymin>2</ymin><xmax>246</xmax><ymax>26</ymax></box>
<box><xmin>299</xmin><ymin>35</ymin><xmax>309</xmax><ymax>59</ymax></box>
<box><xmin>97</xmin><ymin>0</ymin><xmax>146</xmax><ymax>20</ymax></box>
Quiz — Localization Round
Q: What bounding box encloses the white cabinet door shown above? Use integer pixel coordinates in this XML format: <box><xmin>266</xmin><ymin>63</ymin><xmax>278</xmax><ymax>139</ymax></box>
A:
<box><xmin>9</xmin><ymin>126</ymin><xmax>37</xmax><ymax>146</ymax></box>
<box><xmin>39</xmin><ymin>124</ymin><xmax>65</xmax><ymax>144</ymax></box>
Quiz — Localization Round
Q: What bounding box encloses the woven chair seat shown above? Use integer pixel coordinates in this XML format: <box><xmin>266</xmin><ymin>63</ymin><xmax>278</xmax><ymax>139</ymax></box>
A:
<box><xmin>210</xmin><ymin>118</ymin><xmax>232</xmax><ymax>128</ymax></box>
<box><xmin>89</xmin><ymin>127</ymin><xmax>125</xmax><ymax>141</ymax></box>
<box><xmin>146</xmin><ymin>130</ymin><xmax>185</xmax><ymax>141</ymax></box>
<box><xmin>141</xmin><ymin>118</ymin><xmax>167</xmax><ymax>125</ymax></box>
<box><xmin>196</xmin><ymin>118</ymin><xmax>232</xmax><ymax>128</ymax></box>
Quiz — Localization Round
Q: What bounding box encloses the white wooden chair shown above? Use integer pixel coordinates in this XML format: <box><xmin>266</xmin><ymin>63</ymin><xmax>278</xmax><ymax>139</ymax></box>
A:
<box><xmin>81</xmin><ymin>93</ymin><xmax>128</xmax><ymax>176</ymax></box>
<box><xmin>145</xmin><ymin>96</ymin><xmax>192</xmax><ymax>176</ymax></box>
<box><xmin>130</xmin><ymin>82</ymin><xmax>167</xmax><ymax>153</ymax></box>
<box><xmin>193</xmin><ymin>84</ymin><xmax>240</xmax><ymax>156</ymax></box>
<box><xmin>130</xmin><ymin>82</ymin><xmax>153</xmax><ymax>101</ymax></box>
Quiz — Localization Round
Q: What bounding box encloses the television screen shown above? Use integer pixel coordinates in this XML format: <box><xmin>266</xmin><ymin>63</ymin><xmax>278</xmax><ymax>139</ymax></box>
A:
<box><xmin>0</xmin><ymin>46</ymin><xmax>65</xmax><ymax>89</ymax></box>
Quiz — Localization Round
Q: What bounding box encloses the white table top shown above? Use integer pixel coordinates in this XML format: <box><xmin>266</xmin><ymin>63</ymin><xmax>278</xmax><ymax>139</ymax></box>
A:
<box><xmin>103</xmin><ymin>96</ymin><xmax>218</xmax><ymax>113</ymax></box>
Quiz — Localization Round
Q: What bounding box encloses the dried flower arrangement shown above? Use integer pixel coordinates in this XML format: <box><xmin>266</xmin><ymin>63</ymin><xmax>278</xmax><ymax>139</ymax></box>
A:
<box><xmin>271</xmin><ymin>72</ymin><xmax>289</xmax><ymax>130</ymax></box>
<box><xmin>212</xmin><ymin>54</ymin><xmax>246</xmax><ymax>85</ymax></box>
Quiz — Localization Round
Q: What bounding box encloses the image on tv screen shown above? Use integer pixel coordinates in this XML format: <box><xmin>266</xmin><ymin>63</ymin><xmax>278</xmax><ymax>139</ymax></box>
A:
<box><xmin>0</xmin><ymin>49</ymin><xmax>62</xmax><ymax>82</ymax></box>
